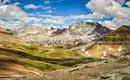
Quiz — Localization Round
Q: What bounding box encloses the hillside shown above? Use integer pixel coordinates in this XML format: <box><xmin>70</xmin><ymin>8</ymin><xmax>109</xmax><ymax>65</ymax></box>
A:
<box><xmin>74</xmin><ymin>25</ymin><xmax>130</xmax><ymax>59</ymax></box>
<box><xmin>0</xmin><ymin>27</ymin><xmax>96</xmax><ymax>77</ymax></box>
<box><xmin>10</xmin><ymin>55</ymin><xmax>130</xmax><ymax>80</ymax></box>
<box><xmin>16</xmin><ymin>22</ymin><xmax>111</xmax><ymax>48</ymax></box>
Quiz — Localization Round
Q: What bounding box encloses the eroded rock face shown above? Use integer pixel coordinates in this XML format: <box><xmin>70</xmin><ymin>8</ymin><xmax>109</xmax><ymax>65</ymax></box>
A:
<box><xmin>16</xmin><ymin>22</ymin><xmax>111</xmax><ymax>47</ymax></box>
<box><xmin>69</xmin><ymin>22</ymin><xmax>110</xmax><ymax>35</ymax></box>
<box><xmin>75</xmin><ymin>25</ymin><xmax>130</xmax><ymax>59</ymax></box>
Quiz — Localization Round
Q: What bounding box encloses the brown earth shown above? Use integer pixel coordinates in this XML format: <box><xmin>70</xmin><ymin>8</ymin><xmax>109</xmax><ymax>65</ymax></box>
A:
<box><xmin>2</xmin><ymin>55</ymin><xmax>130</xmax><ymax>80</ymax></box>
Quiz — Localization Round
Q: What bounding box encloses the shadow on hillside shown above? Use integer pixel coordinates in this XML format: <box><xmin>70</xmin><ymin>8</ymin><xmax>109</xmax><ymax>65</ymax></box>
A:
<box><xmin>0</xmin><ymin>48</ymin><xmax>101</xmax><ymax>67</ymax></box>
<box><xmin>0</xmin><ymin>31</ymin><xmax>13</xmax><ymax>35</ymax></box>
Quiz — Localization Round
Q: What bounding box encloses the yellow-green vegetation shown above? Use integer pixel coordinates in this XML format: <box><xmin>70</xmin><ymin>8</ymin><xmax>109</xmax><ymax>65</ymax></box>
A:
<box><xmin>0</xmin><ymin>27</ymin><xmax>84</xmax><ymax>73</ymax></box>
<box><xmin>0</xmin><ymin>27</ymin><xmax>101</xmax><ymax>75</ymax></box>
<box><xmin>0</xmin><ymin>41</ymin><xmax>84</xmax><ymax>71</ymax></box>
<box><xmin>0</xmin><ymin>41</ymin><xmax>81</xmax><ymax>59</ymax></box>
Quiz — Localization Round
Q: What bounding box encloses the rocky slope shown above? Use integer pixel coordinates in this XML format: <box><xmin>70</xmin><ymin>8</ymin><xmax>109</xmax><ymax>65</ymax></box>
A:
<box><xmin>0</xmin><ymin>27</ymin><xmax>94</xmax><ymax>78</ymax></box>
<box><xmin>74</xmin><ymin>25</ymin><xmax>130</xmax><ymax>59</ymax></box>
<box><xmin>16</xmin><ymin>22</ymin><xmax>111</xmax><ymax>48</ymax></box>
<box><xmin>6</xmin><ymin>55</ymin><xmax>130</xmax><ymax>80</ymax></box>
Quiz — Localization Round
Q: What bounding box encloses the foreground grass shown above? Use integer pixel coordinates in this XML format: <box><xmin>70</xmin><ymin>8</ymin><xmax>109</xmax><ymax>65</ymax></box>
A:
<box><xmin>0</xmin><ymin>41</ymin><xmax>83</xmax><ymax>71</ymax></box>
<box><xmin>0</xmin><ymin>42</ymin><xmax>80</xmax><ymax>59</ymax></box>
<box><xmin>0</xmin><ymin>41</ymin><xmax>102</xmax><ymax>72</ymax></box>
<box><xmin>0</xmin><ymin>28</ymin><xmax>102</xmax><ymax>74</ymax></box>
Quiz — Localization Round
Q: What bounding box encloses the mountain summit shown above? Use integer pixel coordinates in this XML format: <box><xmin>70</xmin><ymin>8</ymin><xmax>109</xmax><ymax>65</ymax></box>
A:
<box><xmin>16</xmin><ymin>22</ymin><xmax>111</xmax><ymax>48</ymax></box>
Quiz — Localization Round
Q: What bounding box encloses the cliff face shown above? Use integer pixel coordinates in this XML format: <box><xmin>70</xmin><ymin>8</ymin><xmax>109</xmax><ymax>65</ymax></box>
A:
<box><xmin>75</xmin><ymin>25</ymin><xmax>130</xmax><ymax>59</ymax></box>
<box><xmin>16</xmin><ymin>22</ymin><xmax>111</xmax><ymax>48</ymax></box>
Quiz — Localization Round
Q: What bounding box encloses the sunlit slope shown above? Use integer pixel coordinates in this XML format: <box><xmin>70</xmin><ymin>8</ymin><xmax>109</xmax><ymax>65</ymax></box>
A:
<box><xmin>0</xmin><ymin>27</ymin><xmax>86</xmax><ymax>77</ymax></box>
<box><xmin>81</xmin><ymin>25</ymin><xmax>130</xmax><ymax>59</ymax></box>
<box><xmin>0</xmin><ymin>27</ymin><xmax>23</xmax><ymax>44</ymax></box>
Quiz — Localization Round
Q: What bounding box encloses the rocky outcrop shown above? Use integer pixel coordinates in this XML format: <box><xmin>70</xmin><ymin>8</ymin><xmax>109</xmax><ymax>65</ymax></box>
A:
<box><xmin>75</xmin><ymin>25</ymin><xmax>130</xmax><ymax>59</ymax></box>
<box><xmin>16</xmin><ymin>22</ymin><xmax>111</xmax><ymax>48</ymax></box>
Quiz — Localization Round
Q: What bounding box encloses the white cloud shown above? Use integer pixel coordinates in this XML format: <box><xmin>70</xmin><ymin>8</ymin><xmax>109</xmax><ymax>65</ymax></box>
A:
<box><xmin>0</xmin><ymin>20</ymin><xmax>5</xmax><ymax>27</ymax></box>
<box><xmin>86</xmin><ymin>0</ymin><xmax>130</xmax><ymax>27</ymax></box>
<box><xmin>0</xmin><ymin>19</ymin><xmax>23</xmax><ymax>30</ymax></box>
<box><xmin>115</xmin><ymin>0</ymin><xmax>125</xmax><ymax>4</ymax></box>
<box><xmin>47</xmin><ymin>10</ymin><xmax>53</xmax><ymax>13</ymax></box>
<box><xmin>13</xmin><ymin>2</ymin><xmax>20</xmax><ymax>5</ymax></box>
<box><xmin>85</xmin><ymin>19</ymin><xmax>95</xmax><ymax>22</ymax></box>
<box><xmin>19</xmin><ymin>16</ymin><xmax>64</xmax><ymax>24</ymax></box>
<box><xmin>44</xmin><ymin>0</ymin><xmax>64</xmax><ymax>4</ymax></box>
<box><xmin>24</xmin><ymin>4</ymin><xmax>51</xmax><ymax>10</ymax></box>
<box><xmin>42</xmin><ymin>6</ymin><xmax>51</xmax><ymax>10</ymax></box>
<box><xmin>44</xmin><ymin>0</ymin><xmax>50</xmax><ymax>4</ymax></box>
<box><xmin>126</xmin><ymin>1</ymin><xmax>130</xmax><ymax>7</ymax></box>
<box><xmin>101</xmin><ymin>20</ymin><xmax>118</xmax><ymax>30</ymax></box>
<box><xmin>24</xmin><ymin>4</ymin><xmax>41</xmax><ymax>9</ymax></box>
<box><xmin>1</xmin><ymin>0</ymin><xmax>10</xmax><ymax>5</ymax></box>
<box><xmin>39</xmin><ymin>14</ymin><xmax>95</xmax><ymax>20</ymax></box>
<box><xmin>0</xmin><ymin>5</ymin><xmax>28</xmax><ymax>19</ymax></box>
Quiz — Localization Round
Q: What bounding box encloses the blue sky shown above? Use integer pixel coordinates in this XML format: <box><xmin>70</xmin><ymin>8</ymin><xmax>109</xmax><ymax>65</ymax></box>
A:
<box><xmin>0</xmin><ymin>0</ymin><xmax>130</xmax><ymax>29</ymax></box>
<box><xmin>16</xmin><ymin>0</ymin><xmax>91</xmax><ymax>16</ymax></box>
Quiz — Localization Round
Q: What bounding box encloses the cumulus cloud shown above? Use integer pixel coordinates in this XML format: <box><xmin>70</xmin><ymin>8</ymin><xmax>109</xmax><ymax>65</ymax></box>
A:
<box><xmin>19</xmin><ymin>16</ymin><xmax>64</xmax><ymax>24</ymax></box>
<box><xmin>13</xmin><ymin>2</ymin><xmax>20</xmax><ymax>5</ymax></box>
<box><xmin>1</xmin><ymin>0</ymin><xmax>10</xmax><ymax>5</ymax></box>
<box><xmin>126</xmin><ymin>1</ymin><xmax>130</xmax><ymax>7</ymax></box>
<box><xmin>24</xmin><ymin>4</ymin><xmax>41</xmax><ymax>9</ymax></box>
<box><xmin>86</xmin><ymin>0</ymin><xmax>130</xmax><ymax>28</ymax></box>
<box><xmin>0</xmin><ymin>5</ymin><xmax>28</xmax><ymax>19</ymax></box>
<box><xmin>0</xmin><ymin>19</ymin><xmax>23</xmax><ymax>30</ymax></box>
<box><xmin>86</xmin><ymin>0</ymin><xmax>130</xmax><ymax>19</ymax></box>
<box><xmin>115</xmin><ymin>0</ymin><xmax>125</xmax><ymax>4</ymax></box>
<box><xmin>101</xmin><ymin>20</ymin><xmax>118</xmax><ymax>30</ymax></box>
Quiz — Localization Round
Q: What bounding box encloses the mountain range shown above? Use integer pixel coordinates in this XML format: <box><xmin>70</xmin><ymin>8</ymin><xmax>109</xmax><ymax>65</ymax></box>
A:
<box><xmin>0</xmin><ymin>26</ymin><xmax>89</xmax><ymax>77</ymax></box>
<box><xmin>0</xmin><ymin>22</ymin><xmax>130</xmax><ymax>80</ymax></box>
<box><xmin>16</xmin><ymin>22</ymin><xmax>111</xmax><ymax>48</ymax></box>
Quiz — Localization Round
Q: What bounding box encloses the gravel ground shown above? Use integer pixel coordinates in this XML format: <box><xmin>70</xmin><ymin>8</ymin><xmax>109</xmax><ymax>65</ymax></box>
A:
<box><xmin>1</xmin><ymin>56</ymin><xmax>130</xmax><ymax>80</ymax></box>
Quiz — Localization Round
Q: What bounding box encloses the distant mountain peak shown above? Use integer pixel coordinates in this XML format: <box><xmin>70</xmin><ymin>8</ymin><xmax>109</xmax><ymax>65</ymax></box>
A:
<box><xmin>16</xmin><ymin>22</ymin><xmax>112</xmax><ymax>47</ymax></box>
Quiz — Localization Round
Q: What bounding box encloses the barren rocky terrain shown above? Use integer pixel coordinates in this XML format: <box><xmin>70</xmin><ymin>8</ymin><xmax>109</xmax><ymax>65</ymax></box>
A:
<box><xmin>1</xmin><ymin>55</ymin><xmax>130</xmax><ymax>80</ymax></box>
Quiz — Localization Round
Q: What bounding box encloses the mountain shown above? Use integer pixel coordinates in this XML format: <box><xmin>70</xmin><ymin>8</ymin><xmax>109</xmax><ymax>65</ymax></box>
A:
<box><xmin>16</xmin><ymin>22</ymin><xmax>112</xmax><ymax>48</ymax></box>
<box><xmin>0</xmin><ymin>26</ymin><xmax>92</xmax><ymax>77</ymax></box>
<box><xmin>1</xmin><ymin>25</ymin><xmax>130</xmax><ymax>80</ymax></box>
<box><xmin>75</xmin><ymin>25</ymin><xmax>130</xmax><ymax>59</ymax></box>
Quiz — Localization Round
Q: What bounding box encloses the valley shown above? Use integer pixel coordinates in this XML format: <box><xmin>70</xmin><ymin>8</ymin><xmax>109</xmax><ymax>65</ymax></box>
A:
<box><xmin>0</xmin><ymin>26</ymin><xmax>99</xmax><ymax>78</ymax></box>
<box><xmin>0</xmin><ymin>22</ymin><xmax>130</xmax><ymax>80</ymax></box>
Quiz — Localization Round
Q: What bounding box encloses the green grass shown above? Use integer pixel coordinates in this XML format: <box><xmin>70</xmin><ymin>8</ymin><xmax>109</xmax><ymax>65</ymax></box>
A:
<box><xmin>0</xmin><ymin>28</ymin><xmax>102</xmax><ymax>72</ymax></box>
<box><xmin>0</xmin><ymin>42</ymin><xmax>81</xmax><ymax>59</ymax></box>
<box><xmin>0</xmin><ymin>41</ymin><xmax>87</xmax><ymax>70</ymax></box>
<box><xmin>0</xmin><ymin>59</ymin><xmax>65</xmax><ymax>71</ymax></box>
<box><xmin>0</xmin><ymin>41</ymin><xmax>102</xmax><ymax>70</ymax></box>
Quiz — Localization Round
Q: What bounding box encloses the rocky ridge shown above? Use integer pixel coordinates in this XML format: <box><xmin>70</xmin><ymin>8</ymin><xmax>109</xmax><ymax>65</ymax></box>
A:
<box><xmin>16</xmin><ymin>22</ymin><xmax>111</xmax><ymax>48</ymax></box>
<box><xmin>74</xmin><ymin>25</ymin><xmax>130</xmax><ymax>59</ymax></box>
